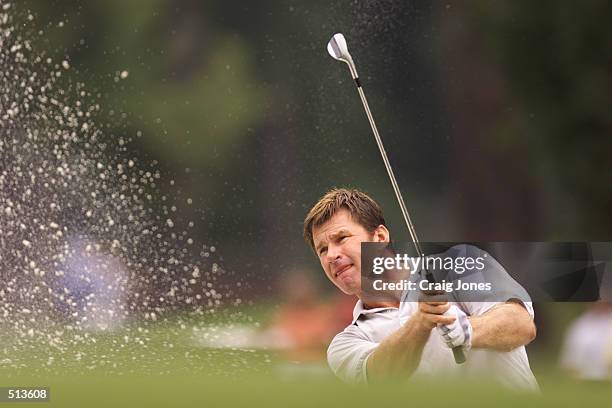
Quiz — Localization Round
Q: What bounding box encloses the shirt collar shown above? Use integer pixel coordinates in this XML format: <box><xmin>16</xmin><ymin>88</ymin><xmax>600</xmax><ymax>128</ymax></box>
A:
<box><xmin>351</xmin><ymin>299</ymin><xmax>398</xmax><ymax>324</ymax></box>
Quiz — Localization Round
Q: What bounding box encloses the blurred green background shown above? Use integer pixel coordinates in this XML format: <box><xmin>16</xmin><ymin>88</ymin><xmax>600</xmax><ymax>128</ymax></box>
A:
<box><xmin>2</xmin><ymin>0</ymin><xmax>612</xmax><ymax>404</ymax></box>
<box><xmin>17</xmin><ymin>0</ymin><xmax>612</xmax><ymax>269</ymax></box>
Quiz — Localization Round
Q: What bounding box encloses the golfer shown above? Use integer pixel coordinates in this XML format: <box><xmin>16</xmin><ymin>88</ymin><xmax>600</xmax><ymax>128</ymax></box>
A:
<box><xmin>303</xmin><ymin>188</ymin><xmax>538</xmax><ymax>389</ymax></box>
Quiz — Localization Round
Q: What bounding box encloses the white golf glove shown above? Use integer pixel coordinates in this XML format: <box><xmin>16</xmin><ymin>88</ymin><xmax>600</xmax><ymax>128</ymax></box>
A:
<box><xmin>437</xmin><ymin>305</ymin><xmax>472</xmax><ymax>351</ymax></box>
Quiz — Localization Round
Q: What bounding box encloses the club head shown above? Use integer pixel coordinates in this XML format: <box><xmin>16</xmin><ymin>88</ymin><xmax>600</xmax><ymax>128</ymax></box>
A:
<box><xmin>327</xmin><ymin>33</ymin><xmax>358</xmax><ymax>79</ymax></box>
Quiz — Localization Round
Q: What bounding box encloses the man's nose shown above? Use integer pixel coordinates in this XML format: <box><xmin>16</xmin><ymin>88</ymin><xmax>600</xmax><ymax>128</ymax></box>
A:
<box><xmin>325</xmin><ymin>243</ymin><xmax>341</xmax><ymax>262</ymax></box>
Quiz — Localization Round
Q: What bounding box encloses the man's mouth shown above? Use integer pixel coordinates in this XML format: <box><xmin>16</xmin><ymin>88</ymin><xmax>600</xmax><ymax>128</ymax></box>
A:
<box><xmin>334</xmin><ymin>263</ymin><xmax>353</xmax><ymax>278</ymax></box>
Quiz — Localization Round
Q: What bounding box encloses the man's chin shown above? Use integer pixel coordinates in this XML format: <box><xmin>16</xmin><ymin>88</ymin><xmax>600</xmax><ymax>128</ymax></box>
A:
<box><xmin>337</xmin><ymin>277</ymin><xmax>361</xmax><ymax>296</ymax></box>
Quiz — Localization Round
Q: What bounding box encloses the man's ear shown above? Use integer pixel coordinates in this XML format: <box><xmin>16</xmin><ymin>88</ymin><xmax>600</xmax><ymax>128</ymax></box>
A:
<box><xmin>373</xmin><ymin>224</ymin><xmax>390</xmax><ymax>243</ymax></box>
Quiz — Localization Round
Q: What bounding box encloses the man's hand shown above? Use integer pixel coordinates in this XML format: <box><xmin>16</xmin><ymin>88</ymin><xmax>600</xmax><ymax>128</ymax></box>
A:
<box><xmin>414</xmin><ymin>291</ymin><xmax>456</xmax><ymax>331</ymax></box>
<box><xmin>437</xmin><ymin>305</ymin><xmax>473</xmax><ymax>351</ymax></box>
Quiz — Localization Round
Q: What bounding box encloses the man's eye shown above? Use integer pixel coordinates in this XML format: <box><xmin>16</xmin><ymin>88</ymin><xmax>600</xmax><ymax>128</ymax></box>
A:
<box><xmin>339</xmin><ymin>236</ymin><xmax>349</xmax><ymax>242</ymax></box>
<box><xmin>319</xmin><ymin>248</ymin><xmax>327</xmax><ymax>255</ymax></box>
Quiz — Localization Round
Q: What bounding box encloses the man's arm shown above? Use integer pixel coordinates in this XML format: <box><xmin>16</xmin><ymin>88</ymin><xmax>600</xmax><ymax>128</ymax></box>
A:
<box><xmin>470</xmin><ymin>301</ymin><xmax>536</xmax><ymax>352</ymax></box>
<box><xmin>366</xmin><ymin>301</ymin><xmax>454</xmax><ymax>381</ymax></box>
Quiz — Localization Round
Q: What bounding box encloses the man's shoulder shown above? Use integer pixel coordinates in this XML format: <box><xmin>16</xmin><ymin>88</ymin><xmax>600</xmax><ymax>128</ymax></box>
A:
<box><xmin>445</xmin><ymin>243</ymin><xmax>490</xmax><ymax>259</ymax></box>
<box><xmin>330</xmin><ymin>321</ymin><xmax>369</xmax><ymax>344</ymax></box>
<box><xmin>334</xmin><ymin>306</ymin><xmax>401</xmax><ymax>345</ymax></box>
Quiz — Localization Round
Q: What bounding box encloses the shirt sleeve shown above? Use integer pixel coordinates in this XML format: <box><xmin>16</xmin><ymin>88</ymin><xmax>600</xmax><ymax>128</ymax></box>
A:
<box><xmin>327</xmin><ymin>325</ymin><xmax>378</xmax><ymax>384</ymax></box>
<box><xmin>439</xmin><ymin>244</ymin><xmax>533</xmax><ymax>312</ymax></box>
<box><xmin>449</xmin><ymin>244</ymin><xmax>534</xmax><ymax>318</ymax></box>
<box><xmin>462</xmin><ymin>300</ymin><xmax>535</xmax><ymax>319</ymax></box>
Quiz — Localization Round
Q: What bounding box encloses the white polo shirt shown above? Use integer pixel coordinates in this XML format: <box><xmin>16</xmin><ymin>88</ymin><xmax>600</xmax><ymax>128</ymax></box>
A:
<box><xmin>327</xmin><ymin>299</ymin><xmax>539</xmax><ymax>390</ymax></box>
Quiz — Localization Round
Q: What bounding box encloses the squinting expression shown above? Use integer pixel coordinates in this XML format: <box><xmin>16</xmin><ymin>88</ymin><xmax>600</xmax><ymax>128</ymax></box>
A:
<box><xmin>312</xmin><ymin>208</ymin><xmax>389</xmax><ymax>296</ymax></box>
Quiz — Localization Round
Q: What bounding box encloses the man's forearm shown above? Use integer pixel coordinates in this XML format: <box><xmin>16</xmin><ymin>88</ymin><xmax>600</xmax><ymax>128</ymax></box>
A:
<box><xmin>470</xmin><ymin>302</ymin><xmax>536</xmax><ymax>352</ymax></box>
<box><xmin>366</xmin><ymin>317</ymin><xmax>431</xmax><ymax>381</ymax></box>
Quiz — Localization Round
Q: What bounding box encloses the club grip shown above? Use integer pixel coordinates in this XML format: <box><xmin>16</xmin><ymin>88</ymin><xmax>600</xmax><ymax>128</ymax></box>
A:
<box><xmin>423</xmin><ymin>269</ymin><xmax>467</xmax><ymax>365</ymax></box>
<box><xmin>452</xmin><ymin>346</ymin><xmax>466</xmax><ymax>364</ymax></box>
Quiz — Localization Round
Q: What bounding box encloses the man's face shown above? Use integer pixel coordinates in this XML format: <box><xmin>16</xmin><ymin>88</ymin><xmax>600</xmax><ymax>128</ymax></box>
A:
<box><xmin>312</xmin><ymin>208</ymin><xmax>388</xmax><ymax>296</ymax></box>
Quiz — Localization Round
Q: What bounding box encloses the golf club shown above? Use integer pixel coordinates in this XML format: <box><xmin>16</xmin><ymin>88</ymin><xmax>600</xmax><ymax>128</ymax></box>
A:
<box><xmin>327</xmin><ymin>32</ymin><xmax>466</xmax><ymax>364</ymax></box>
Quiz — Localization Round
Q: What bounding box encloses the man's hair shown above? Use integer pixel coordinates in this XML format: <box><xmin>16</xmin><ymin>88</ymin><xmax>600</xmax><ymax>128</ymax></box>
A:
<box><xmin>303</xmin><ymin>188</ymin><xmax>386</xmax><ymax>252</ymax></box>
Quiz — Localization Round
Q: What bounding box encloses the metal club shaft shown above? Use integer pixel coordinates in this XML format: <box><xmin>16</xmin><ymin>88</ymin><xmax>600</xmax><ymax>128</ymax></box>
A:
<box><xmin>355</xmin><ymin>85</ymin><xmax>422</xmax><ymax>257</ymax></box>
